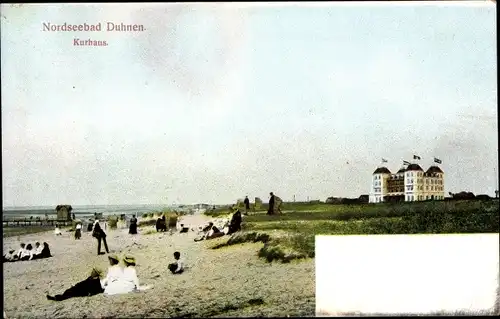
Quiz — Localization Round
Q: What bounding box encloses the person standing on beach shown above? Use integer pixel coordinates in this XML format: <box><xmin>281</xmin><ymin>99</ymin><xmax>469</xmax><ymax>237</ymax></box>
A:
<box><xmin>92</xmin><ymin>221</ymin><xmax>110</xmax><ymax>255</ymax></box>
<box><xmin>129</xmin><ymin>215</ymin><xmax>138</xmax><ymax>234</ymax></box>
<box><xmin>75</xmin><ymin>223</ymin><xmax>82</xmax><ymax>239</ymax></box>
<box><xmin>243</xmin><ymin>196</ymin><xmax>250</xmax><ymax>215</ymax></box>
<box><xmin>267</xmin><ymin>192</ymin><xmax>275</xmax><ymax>215</ymax></box>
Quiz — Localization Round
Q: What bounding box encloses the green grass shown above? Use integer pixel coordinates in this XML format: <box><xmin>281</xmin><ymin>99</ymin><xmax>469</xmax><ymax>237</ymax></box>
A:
<box><xmin>210</xmin><ymin>199</ymin><xmax>499</xmax><ymax>263</ymax></box>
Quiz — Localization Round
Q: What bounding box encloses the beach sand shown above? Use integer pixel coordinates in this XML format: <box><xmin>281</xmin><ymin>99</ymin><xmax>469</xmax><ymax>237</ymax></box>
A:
<box><xmin>3</xmin><ymin>214</ymin><xmax>315</xmax><ymax>318</ymax></box>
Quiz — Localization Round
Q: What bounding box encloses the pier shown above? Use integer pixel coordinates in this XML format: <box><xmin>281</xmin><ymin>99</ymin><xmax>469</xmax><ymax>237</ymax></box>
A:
<box><xmin>2</xmin><ymin>219</ymin><xmax>73</xmax><ymax>228</ymax></box>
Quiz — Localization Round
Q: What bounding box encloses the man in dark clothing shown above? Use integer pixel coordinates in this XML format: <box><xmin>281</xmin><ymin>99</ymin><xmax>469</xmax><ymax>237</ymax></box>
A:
<box><xmin>267</xmin><ymin>192</ymin><xmax>275</xmax><ymax>215</ymax></box>
<box><xmin>92</xmin><ymin>222</ymin><xmax>109</xmax><ymax>255</ymax></box>
<box><xmin>129</xmin><ymin>215</ymin><xmax>138</xmax><ymax>234</ymax></box>
<box><xmin>47</xmin><ymin>269</ymin><xmax>104</xmax><ymax>301</ymax></box>
<box><xmin>243</xmin><ymin>196</ymin><xmax>250</xmax><ymax>215</ymax></box>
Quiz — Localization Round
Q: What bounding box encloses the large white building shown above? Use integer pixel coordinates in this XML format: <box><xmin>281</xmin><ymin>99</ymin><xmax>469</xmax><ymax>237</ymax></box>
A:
<box><xmin>369</xmin><ymin>164</ymin><xmax>445</xmax><ymax>203</ymax></box>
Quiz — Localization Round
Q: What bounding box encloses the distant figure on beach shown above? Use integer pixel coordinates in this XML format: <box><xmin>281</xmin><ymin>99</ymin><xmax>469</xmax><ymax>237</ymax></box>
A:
<box><xmin>92</xmin><ymin>221</ymin><xmax>110</xmax><ymax>255</ymax></box>
<box><xmin>47</xmin><ymin>267</ymin><xmax>105</xmax><ymax>301</ymax></box>
<box><xmin>155</xmin><ymin>216</ymin><xmax>166</xmax><ymax>232</ymax></box>
<box><xmin>244</xmin><ymin>196</ymin><xmax>250</xmax><ymax>215</ymax></box>
<box><xmin>227</xmin><ymin>210</ymin><xmax>242</xmax><ymax>235</ymax></box>
<box><xmin>129</xmin><ymin>215</ymin><xmax>138</xmax><ymax>234</ymax></box>
<box><xmin>87</xmin><ymin>220</ymin><xmax>94</xmax><ymax>232</ymax></box>
<box><xmin>54</xmin><ymin>224</ymin><xmax>62</xmax><ymax>236</ymax></box>
<box><xmin>267</xmin><ymin>192</ymin><xmax>275</xmax><ymax>215</ymax></box>
<box><xmin>168</xmin><ymin>251</ymin><xmax>184</xmax><ymax>274</ymax></box>
<box><xmin>75</xmin><ymin>223</ymin><xmax>82</xmax><ymax>240</ymax></box>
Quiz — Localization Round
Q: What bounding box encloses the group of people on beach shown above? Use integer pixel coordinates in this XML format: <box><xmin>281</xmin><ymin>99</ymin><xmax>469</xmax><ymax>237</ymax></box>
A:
<box><xmin>46</xmin><ymin>251</ymin><xmax>184</xmax><ymax>301</ymax></box>
<box><xmin>3</xmin><ymin>241</ymin><xmax>51</xmax><ymax>262</ymax></box>
<box><xmin>194</xmin><ymin>208</ymin><xmax>242</xmax><ymax>242</ymax></box>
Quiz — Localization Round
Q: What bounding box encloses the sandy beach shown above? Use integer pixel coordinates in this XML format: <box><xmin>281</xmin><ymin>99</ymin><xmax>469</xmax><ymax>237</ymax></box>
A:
<box><xmin>3</xmin><ymin>214</ymin><xmax>315</xmax><ymax>318</ymax></box>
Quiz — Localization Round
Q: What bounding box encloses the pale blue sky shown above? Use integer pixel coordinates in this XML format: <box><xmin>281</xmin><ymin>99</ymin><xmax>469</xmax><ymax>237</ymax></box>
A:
<box><xmin>1</xmin><ymin>2</ymin><xmax>497</xmax><ymax>206</ymax></box>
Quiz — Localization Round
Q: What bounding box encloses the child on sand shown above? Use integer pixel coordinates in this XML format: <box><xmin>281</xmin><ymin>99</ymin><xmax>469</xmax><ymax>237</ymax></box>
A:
<box><xmin>54</xmin><ymin>224</ymin><xmax>62</xmax><ymax>236</ymax></box>
<box><xmin>168</xmin><ymin>251</ymin><xmax>184</xmax><ymax>274</ymax></box>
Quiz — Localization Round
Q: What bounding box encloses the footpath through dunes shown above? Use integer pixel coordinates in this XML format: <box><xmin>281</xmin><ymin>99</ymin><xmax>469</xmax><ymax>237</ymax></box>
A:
<box><xmin>3</xmin><ymin>214</ymin><xmax>315</xmax><ymax>318</ymax></box>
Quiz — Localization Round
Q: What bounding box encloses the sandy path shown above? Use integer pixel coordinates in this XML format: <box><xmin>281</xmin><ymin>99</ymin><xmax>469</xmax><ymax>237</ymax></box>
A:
<box><xmin>3</xmin><ymin>215</ymin><xmax>315</xmax><ymax>318</ymax></box>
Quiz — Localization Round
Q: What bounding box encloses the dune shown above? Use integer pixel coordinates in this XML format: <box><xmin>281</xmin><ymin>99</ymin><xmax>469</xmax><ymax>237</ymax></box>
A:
<box><xmin>3</xmin><ymin>214</ymin><xmax>315</xmax><ymax>318</ymax></box>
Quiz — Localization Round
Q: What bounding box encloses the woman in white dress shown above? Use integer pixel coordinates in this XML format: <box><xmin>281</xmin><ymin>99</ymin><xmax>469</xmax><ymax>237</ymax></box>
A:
<box><xmin>101</xmin><ymin>255</ymin><xmax>124</xmax><ymax>295</ymax></box>
<box><xmin>103</xmin><ymin>255</ymin><xmax>139</xmax><ymax>295</ymax></box>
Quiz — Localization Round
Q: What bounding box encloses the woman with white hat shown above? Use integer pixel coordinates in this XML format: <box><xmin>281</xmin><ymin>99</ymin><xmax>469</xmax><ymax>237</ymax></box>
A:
<box><xmin>100</xmin><ymin>254</ymin><xmax>123</xmax><ymax>294</ymax></box>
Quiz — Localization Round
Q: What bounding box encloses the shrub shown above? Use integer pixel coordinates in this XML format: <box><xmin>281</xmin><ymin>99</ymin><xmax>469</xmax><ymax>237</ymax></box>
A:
<box><xmin>107</xmin><ymin>216</ymin><xmax>118</xmax><ymax>229</ymax></box>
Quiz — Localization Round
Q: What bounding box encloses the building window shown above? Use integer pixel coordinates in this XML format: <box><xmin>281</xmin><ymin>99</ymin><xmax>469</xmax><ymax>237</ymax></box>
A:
<box><xmin>426</xmin><ymin>186</ymin><xmax>429</xmax><ymax>190</ymax></box>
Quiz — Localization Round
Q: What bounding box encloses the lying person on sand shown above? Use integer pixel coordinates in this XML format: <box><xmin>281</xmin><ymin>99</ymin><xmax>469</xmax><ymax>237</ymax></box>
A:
<box><xmin>47</xmin><ymin>268</ymin><xmax>105</xmax><ymax>301</ymax></box>
<box><xmin>167</xmin><ymin>251</ymin><xmax>184</xmax><ymax>274</ymax></box>
<box><xmin>194</xmin><ymin>223</ymin><xmax>225</xmax><ymax>242</ymax></box>
<box><xmin>3</xmin><ymin>250</ymin><xmax>17</xmax><ymax>262</ymax></box>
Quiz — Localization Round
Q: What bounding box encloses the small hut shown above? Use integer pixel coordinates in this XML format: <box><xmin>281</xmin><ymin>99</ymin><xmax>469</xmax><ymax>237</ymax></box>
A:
<box><xmin>56</xmin><ymin>205</ymin><xmax>73</xmax><ymax>221</ymax></box>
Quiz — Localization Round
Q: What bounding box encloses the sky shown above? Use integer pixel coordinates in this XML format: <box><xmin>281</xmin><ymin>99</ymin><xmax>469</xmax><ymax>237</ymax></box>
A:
<box><xmin>1</xmin><ymin>2</ymin><xmax>498</xmax><ymax>206</ymax></box>
<box><xmin>316</xmin><ymin>234</ymin><xmax>499</xmax><ymax>315</ymax></box>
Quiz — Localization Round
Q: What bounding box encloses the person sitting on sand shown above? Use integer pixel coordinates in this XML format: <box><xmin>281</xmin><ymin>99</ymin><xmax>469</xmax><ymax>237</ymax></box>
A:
<box><xmin>167</xmin><ymin>251</ymin><xmax>184</xmax><ymax>274</ymax></box>
<box><xmin>101</xmin><ymin>255</ymin><xmax>124</xmax><ymax>295</ymax></box>
<box><xmin>46</xmin><ymin>267</ymin><xmax>105</xmax><ymax>301</ymax></box>
<box><xmin>3</xmin><ymin>249</ymin><xmax>16</xmax><ymax>262</ymax></box>
<box><xmin>194</xmin><ymin>223</ymin><xmax>224</xmax><ymax>241</ymax></box>
<box><xmin>16</xmin><ymin>243</ymin><xmax>26</xmax><ymax>260</ymax></box>
<box><xmin>227</xmin><ymin>210</ymin><xmax>242</xmax><ymax>235</ymax></box>
<box><xmin>20</xmin><ymin>243</ymin><xmax>34</xmax><ymax>261</ymax></box>
<box><xmin>179</xmin><ymin>223</ymin><xmax>189</xmax><ymax>233</ymax></box>
<box><xmin>103</xmin><ymin>255</ymin><xmax>140</xmax><ymax>296</ymax></box>
<box><xmin>54</xmin><ymin>224</ymin><xmax>62</xmax><ymax>236</ymax></box>
<box><xmin>34</xmin><ymin>242</ymin><xmax>43</xmax><ymax>256</ymax></box>
<box><xmin>36</xmin><ymin>242</ymin><xmax>52</xmax><ymax>259</ymax></box>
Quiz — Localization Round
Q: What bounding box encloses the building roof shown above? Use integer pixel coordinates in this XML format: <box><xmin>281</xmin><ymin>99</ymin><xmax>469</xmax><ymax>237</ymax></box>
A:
<box><xmin>405</xmin><ymin>164</ymin><xmax>424</xmax><ymax>171</ymax></box>
<box><xmin>396</xmin><ymin>167</ymin><xmax>406</xmax><ymax>174</ymax></box>
<box><xmin>373</xmin><ymin>167</ymin><xmax>391</xmax><ymax>174</ymax></box>
<box><xmin>426</xmin><ymin>166</ymin><xmax>444</xmax><ymax>174</ymax></box>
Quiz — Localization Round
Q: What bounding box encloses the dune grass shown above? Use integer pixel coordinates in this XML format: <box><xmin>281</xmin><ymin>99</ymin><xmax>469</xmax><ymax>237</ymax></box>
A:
<box><xmin>209</xmin><ymin>199</ymin><xmax>499</xmax><ymax>263</ymax></box>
